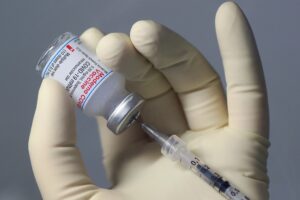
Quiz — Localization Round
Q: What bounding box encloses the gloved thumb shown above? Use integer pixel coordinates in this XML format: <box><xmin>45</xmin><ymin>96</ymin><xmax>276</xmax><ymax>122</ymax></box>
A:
<box><xmin>29</xmin><ymin>78</ymin><xmax>100</xmax><ymax>199</ymax></box>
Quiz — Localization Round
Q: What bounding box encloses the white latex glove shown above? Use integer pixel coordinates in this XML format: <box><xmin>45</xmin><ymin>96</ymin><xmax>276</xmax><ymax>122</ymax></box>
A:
<box><xmin>29</xmin><ymin>2</ymin><xmax>269</xmax><ymax>200</ymax></box>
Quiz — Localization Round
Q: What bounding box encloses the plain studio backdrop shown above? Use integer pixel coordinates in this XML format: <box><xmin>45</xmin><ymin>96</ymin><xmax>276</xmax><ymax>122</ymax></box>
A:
<box><xmin>0</xmin><ymin>0</ymin><xmax>299</xmax><ymax>199</ymax></box>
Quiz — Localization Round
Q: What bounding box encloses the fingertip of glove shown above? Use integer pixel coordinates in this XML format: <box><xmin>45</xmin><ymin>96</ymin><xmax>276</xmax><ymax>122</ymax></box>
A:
<box><xmin>130</xmin><ymin>20</ymin><xmax>162</xmax><ymax>50</ymax></box>
<box><xmin>131</xmin><ymin>20</ymin><xmax>157</xmax><ymax>35</ymax></box>
<box><xmin>96</xmin><ymin>33</ymin><xmax>131</xmax><ymax>70</ymax></box>
<box><xmin>39</xmin><ymin>78</ymin><xmax>60</xmax><ymax>96</ymax></box>
<box><xmin>215</xmin><ymin>1</ymin><xmax>241</xmax><ymax>29</ymax></box>
<box><xmin>80</xmin><ymin>27</ymin><xmax>104</xmax><ymax>52</ymax></box>
<box><xmin>80</xmin><ymin>27</ymin><xmax>104</xmax><ymax>39</ymax></box>
<box><xmin>37</xmin><ymin>79</ymin><xmax>72</xmax><ymax>109</ymax></box>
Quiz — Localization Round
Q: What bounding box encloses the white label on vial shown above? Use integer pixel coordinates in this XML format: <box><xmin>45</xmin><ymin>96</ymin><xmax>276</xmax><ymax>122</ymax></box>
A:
<box><xmin>42</xmin><ymin>36</ymin><xmax>112</xmax><ymax>109</ymax></box>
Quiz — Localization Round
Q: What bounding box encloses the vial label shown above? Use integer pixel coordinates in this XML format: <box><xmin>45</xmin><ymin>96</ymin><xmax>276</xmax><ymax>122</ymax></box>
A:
<box><xmin>41</xmin><ymin>36</ymin><xmax>112</xmax><ymax>109</ymax></box>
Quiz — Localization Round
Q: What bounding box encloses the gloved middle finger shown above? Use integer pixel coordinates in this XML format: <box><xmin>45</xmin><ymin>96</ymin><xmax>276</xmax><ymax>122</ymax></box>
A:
<box><xmin>130</xmin><ymin>20</ymin><xmax>228</xmax><ymax>130</ymax></box>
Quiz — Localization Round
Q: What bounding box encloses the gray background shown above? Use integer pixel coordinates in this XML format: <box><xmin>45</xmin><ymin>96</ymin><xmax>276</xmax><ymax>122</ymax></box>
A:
<box><xmin>0</xmin><ymin>0</ymin><xmax>299</xmax><ymax>199</ymax></box>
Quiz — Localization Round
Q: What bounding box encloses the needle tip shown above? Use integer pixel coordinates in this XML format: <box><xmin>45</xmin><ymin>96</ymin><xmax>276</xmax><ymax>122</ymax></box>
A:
<box><xmin>140</xmin><ymin>123</ymin><xmax>169</xmax><ymax>146</ymax></box>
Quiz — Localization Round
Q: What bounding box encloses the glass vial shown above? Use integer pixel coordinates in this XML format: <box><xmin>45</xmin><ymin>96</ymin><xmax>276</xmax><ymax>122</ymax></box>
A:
<box><xmin>36</xmin><ymin>32</ymin><xmax>144</xmax><ymax>134</ymax></box>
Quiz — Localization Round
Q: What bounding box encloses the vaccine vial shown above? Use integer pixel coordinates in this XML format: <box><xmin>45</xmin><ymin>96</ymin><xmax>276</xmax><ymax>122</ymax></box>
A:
<box><xmin>36</xmin><ymin>32</ymin><xmax>144</xmax><ymax>134</ymax></box>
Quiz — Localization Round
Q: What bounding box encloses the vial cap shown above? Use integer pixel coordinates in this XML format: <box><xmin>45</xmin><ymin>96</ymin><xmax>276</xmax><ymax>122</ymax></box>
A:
<box><xmin>107</xmin><ymin>93</ymin><xmax>144</xmax><ymax>134</ymax></box>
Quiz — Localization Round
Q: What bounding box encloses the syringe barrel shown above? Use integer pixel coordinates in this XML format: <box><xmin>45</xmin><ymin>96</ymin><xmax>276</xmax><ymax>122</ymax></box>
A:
<box><xmin>161</xmin><ymin>135</ymin><xmax>194</xmax><ymax>168</ymax></box>
<box><xmin>161</xmin><ymin>135</ymin><xmax>250</xmax><ymax>200</ymax></box>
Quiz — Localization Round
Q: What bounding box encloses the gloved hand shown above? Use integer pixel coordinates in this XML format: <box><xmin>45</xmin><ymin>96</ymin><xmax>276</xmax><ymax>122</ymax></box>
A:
<box><xmin>29</xmin><ymin>2</ymin><xmax>269</xmax><ymax>200</ymax></box>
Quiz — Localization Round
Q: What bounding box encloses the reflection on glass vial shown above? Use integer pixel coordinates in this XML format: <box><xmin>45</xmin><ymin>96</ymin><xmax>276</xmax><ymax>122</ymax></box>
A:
<box><xmin>36</xmin><ymin>32</ymin><xmax>144</xmax><ymax>134</ymax></box>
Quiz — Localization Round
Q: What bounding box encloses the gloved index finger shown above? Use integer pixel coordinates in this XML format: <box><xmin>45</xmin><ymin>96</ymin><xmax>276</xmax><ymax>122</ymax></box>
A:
<box><xmin>96</xmin><ymin>32</ymin><xmax>171</xmax><ymax>99</ymax></box>
<box><xmin>80</xmin><ymin>27</ymin><xmax>105</xmax><ymax>52</ymax></box>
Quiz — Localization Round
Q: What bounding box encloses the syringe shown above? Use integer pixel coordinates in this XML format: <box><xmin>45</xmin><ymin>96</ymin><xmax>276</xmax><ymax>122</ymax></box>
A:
<box><xmin>140</xmin><ymin>123</ymin><xmax>250</xmax><ymax>200</ymax></box>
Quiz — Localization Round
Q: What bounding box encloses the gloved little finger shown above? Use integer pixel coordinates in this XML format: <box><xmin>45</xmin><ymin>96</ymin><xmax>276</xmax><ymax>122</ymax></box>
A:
<box><xmin>215</xmin><ymin>2</ymin><xmax>268</xmax><ymax>135</ymax></box>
